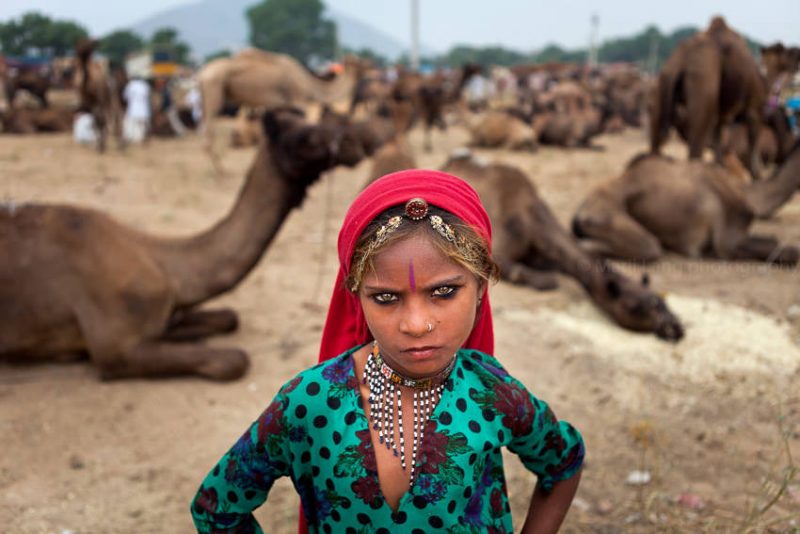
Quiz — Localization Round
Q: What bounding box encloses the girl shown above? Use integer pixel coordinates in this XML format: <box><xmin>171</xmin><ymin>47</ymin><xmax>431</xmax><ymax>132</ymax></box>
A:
<box><xmin>191</xmin><ymin>169</ymin><xmax>584</xmax><ymax>533</ymax></box>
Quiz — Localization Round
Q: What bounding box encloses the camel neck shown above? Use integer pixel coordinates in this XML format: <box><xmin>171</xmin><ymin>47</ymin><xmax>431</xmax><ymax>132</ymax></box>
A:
<box><xmin>152</xmin><ymin>147</ymin><xmax>306</xmax><ymax>307</ymax></box>
<box><xmin>746</xmin><ymin>144</ymin><xmax>800</xmax><ymax>218</ymax></box>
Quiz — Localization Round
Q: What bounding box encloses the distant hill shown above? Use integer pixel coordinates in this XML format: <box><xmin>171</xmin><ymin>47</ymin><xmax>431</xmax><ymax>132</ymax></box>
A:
<box><xmin>130</xmin><ymin>0</ymin><xmax>433</xmax><ymax>61</ymax></box>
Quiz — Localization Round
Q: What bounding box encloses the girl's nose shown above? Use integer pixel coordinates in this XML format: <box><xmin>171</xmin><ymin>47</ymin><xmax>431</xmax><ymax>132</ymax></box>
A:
<box><xmin>399</xmin><ymin>301</ymin><xmax>432</xmax><ymax>337</ymax></box>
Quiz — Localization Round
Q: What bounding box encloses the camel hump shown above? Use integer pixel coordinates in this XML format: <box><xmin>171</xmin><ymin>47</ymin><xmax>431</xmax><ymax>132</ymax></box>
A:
<box><xmin>626</xmin><ymin>152</ymin><xmax>664</xmax><ymax>169</ymax></box>
<box><xmin>707</xmin><ymin>16</ymin><xmax>728</xmax><ymax>33</ymax></box>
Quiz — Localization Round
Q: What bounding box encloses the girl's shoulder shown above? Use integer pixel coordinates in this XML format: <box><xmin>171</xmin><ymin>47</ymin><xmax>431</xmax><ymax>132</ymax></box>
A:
<box><xmin>276</xmin><ymin>348</ymin><xmax>359</xmax><ymax>400</ymax></box>
<box><xmin>456</xmin><ymin>348</ymin><xmax>516</xmax><ymax>385</ymax></box>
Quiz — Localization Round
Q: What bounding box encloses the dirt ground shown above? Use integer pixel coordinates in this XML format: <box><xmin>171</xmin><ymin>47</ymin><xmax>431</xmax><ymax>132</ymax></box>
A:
<box><xmin>1</xmin><ymin>107</ymin><xmax>799</xmax><ymax>533</ymax></box>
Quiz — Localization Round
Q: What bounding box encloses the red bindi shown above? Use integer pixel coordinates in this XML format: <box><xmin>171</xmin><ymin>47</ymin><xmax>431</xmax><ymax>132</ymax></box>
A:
<box><xmin>408</xmin><ymin>260</ymin><xmax>416</xmax><ymax>291</ymax></box>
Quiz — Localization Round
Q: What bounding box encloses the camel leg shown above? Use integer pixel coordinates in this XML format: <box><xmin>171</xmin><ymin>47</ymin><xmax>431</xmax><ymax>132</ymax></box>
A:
<box><xmin>163</xmin><ymin>308</ymin><xmax>239</xmax><ymax>341</ymax></box>
<box><xmin>729</xmin><ymin>235</ymin><xmax>798</xmax><ymax>265</ymax></box>
<box><xmin>496</xmin><ymin>256</ymin><xmax>559</xmax><ymax>291</ymax></box>
<box><xmin>98</xmin><ymin>341</ymin><xmax>249</xmax><ymax>381</ymax></box>
<box><xmin>572</xmin><ymin>212</ymin><xmax>663</xmax><ymax>262</ymax></box>
<box><xmin>94</xmin><ymin>110</ymin><xmax>107</xmax><ymax>153</ymax></box>
<box><xmin>745</xmin><ymin>110</ymin><xmax>764</xmax><ymax>181</ymax></box>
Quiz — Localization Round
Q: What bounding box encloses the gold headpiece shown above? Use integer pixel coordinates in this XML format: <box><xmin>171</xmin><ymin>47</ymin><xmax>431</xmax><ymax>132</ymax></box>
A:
<box><xmin>348</xmin><ymin>198</ymin><xmax>483</xmax><ymax>292</ymax></box>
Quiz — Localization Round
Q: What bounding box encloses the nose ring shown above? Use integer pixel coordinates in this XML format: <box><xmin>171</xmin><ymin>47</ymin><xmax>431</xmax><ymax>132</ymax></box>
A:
<box><xmin>427</xmin><ymin>322</ymin><xmax>433</xmax><ymax>333</ymax></box>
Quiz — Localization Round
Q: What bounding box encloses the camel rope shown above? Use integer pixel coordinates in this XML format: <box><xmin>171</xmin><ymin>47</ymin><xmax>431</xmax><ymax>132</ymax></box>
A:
<box><xmin>307</xmin><ymin>171</ymin><xmax>335</xmax><ymax>308</ymax></box>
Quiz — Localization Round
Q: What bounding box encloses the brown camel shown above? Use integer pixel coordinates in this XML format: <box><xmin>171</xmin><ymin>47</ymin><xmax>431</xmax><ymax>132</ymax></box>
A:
<box><xmin>441</xmin><ymin>151</ymin><xmax>683</xmax><ymax>340</ymax></box>
<box><xmin>722</xmin><ymin>104</ymin><xmax>795</xmax><ymax>168</ymax></box>
<box><xmin>650</xmin><ymin>17</ymin><xmax>767</xmax><ymax>179</ymax></box>
<box><xmin>319</xmin><ymin>105</ymin><xmax>397</xmax><ymax>157</ymax></box>
<box><xmin>571</xmin><ymin>143</ymin><xmax>800</xmax><ymax>264</ymax></box>
<box><xmin>74</xmin><ymin>38</ymin><xmax>124</xmax><ymax>152</ymax></box>
<box><xmin>3</xmin><ymin>67</ymin><xmax>51</xmax><ymax>108</ymax></box>
<box><xmin>462</xmin><ymin>109</ymin><xmax>538</xmax><ymax>151</ymax></box>
<box><xmin>0</xmin><ymin>109</ymin><xmax>367</xmax><ymax>380</ymax></box>
<box><xmin>0</xmin><ymin>106</ymin><xmax>73</xmax><ymax>134</ymax></box>
<box><xmin>196</xmin><ymin>49</ymin><xmax>362</xmax><ymax>169</ymax></box>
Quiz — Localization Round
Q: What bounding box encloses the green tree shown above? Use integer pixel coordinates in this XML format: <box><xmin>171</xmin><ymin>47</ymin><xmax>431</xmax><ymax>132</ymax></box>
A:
<box><xmin>0</xmin><ymin>11</ymin><xmax>87</xmax><ymax>56</ymax></box>
<box><xmin>149</xmin><ymin>26</ymin><xmax>191</xmax><ymax>65</ymax></box>
<box><xmin>246</xmin><ymin>0</ymin><xmax>337</xmax><ymax>65</ymax></box>
<box><xmin>443</xmin><ymin>45</ymin><xmax>527</xmax><ymax>67</ymax></box>
<box><xmin>99</xmin><ymin>29</ymin><xmax>144</xmax><ymax>67</ymax></box>
<box><xmin>204</xmin><ymin>49</ymin><xmax>232</xmax><ymax>64</ymax></box>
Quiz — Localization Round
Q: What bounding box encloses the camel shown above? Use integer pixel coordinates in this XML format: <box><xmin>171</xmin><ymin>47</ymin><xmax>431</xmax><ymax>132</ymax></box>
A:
<box><xmin>317</xmin><ymin>104</ymin><xmax>396</xmax><ymax>157</ymax></box>
<box><xmin>3</xmin><ymin>67</ymin><xmax>51</xmax><ymax>108</ymax></box>
<box><xmin>0</xmin><ymin>108</ymin><xmax>367</xmax><ymax>380</ymax></box>
<box><xmin>440</xmin><ymin>151</ymin><xmax>683</xmax><ymax>340</ymax></box>
<box><xmin>650</xmin><ymin>17</ymin><xmax>767</xmax><ymax>179</ymax></box>
<box><xmin>533</xmin><ymin>106</ymin><xmax>603</xmax><ymax>148</ymax></box>
<box><xmin>721</xmin><ymin>104</ymin><xmax>796</xmax><ymax>168</ymax></box>
<box><xmin>461</xmin><ymin>109</ymin><xmax>538</xmax><ymax>151</ymax></box>
<box><xmin>385</xmin><ymin>64</ymin><xmax>482</xmax><ymax>152</ymax></box>
<box><xmin>74</xmin><ymin>38</ymin><xmax>124</xmax><ymax>153</ymax></box>
<box><xmin>1</xmin><ymin>106</ymin><xmax>73</xmax><ymax>134</ymax></box>
<box><xmin>196</xmin><ymin>49</ymin><xmax>362</xmax><ymax>170</ymax></box>
<box><xmin>571</xmin><ymin>143</ymin><xmax>800</xmax><ymax>264</ymax></box>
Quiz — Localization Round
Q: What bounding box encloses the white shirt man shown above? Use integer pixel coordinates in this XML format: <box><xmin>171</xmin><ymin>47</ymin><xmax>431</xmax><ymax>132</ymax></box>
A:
<box><xmin>123</xmin><ymin>78</ymin><xmax>151</xmax><ymax>143</ymax></box>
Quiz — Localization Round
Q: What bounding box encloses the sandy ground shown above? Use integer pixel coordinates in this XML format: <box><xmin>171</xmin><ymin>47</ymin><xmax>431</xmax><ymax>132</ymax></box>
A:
<box><xmin>1</xmin><ymin>110</ymin><xmax>799</xmax><ymax>533</ymax></box>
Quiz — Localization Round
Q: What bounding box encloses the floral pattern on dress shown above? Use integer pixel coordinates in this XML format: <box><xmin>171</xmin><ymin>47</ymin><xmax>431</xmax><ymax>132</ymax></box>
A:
<box><xmin>190</xmin><ymin>348</ymin><xmax>584</xmax><ymax>533</ymax></box>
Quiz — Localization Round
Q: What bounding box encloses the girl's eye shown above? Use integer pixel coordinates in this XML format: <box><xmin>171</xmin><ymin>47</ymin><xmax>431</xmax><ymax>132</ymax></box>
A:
<box><xmin>432</xmin><ymin>286</ymin><xmax>457</xmax><ymax>298</ymax></box>
<box><xmin>372</xmin><ymin>293</ymin><xmax>398</xmax><ymax>304</ymax></box>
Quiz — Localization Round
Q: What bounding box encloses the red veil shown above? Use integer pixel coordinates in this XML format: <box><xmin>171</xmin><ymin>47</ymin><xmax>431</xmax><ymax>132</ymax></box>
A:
<box><xmin>300</xmin><ymin>168</ymin><xmax>495</xmax><ymax>532</ymax></box>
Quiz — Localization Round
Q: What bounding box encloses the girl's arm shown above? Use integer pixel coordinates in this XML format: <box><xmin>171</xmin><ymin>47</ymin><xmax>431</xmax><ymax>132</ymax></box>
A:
<box><xmin>190</xmin><ymin>396</ymin><xmax>291</xmax><ymax>533</ymax></box>
<box><xmin>520</xmin><ymin>468</ymin><xmax>582</xmax><ymax>534</ymax></box>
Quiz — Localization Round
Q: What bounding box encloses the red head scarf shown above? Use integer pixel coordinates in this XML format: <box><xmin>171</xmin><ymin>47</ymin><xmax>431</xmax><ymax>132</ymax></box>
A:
<box><xmin>301</xmin><ymin>170</ymin><xmax>494</xmax><ymax>533</ymax></box>
<box><xmin>317</xmin><ymin>168</ymin><xmax>494</xmax><ymax>362</ymax></box>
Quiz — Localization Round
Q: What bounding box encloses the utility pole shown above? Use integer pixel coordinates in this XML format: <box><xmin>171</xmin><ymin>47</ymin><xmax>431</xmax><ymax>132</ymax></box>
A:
<box><xmin>648</xmin><ymin>31</ymin><xmax>660</xmax><ymax>75</ymax></box>
<box><xmin>588</xmin><ymin>13</ymin><xmax>599</xmax><ymax>67</ymax></box>
<box><xmin>410</xmin><ymin>0</ymin><xmax>420</xmax><ymax>71</ymax></box>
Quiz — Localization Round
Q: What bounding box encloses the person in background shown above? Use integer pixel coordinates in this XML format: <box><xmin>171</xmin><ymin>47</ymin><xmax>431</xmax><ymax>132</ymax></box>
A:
<box><xmin>122</xmin><ymin>76</ymin><xmax>151</xmax><ymax>144</ymax></box>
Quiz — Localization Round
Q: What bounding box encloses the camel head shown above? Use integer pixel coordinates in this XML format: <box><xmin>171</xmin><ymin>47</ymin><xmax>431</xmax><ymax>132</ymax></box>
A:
<box><xmin>594</xmin><ymin>266</ymin><xmax>684</xmax><ymax>341</ymax></box>
<box><xmin>262</xmin><ymin>107</ymin><xmax>366</xmax><ymax>186</ymax></box>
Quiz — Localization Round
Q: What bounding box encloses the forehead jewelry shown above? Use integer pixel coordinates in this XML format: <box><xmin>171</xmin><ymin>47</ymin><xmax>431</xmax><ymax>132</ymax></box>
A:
<box><xmin>349</xmin><ymin>197</ymin><xmax>482</xmax><ymax>292</ymax></box>
<box><xmin>363</xmin><ymin>341</ymin><xmax>455</xmax><ymax>487</ymax></box>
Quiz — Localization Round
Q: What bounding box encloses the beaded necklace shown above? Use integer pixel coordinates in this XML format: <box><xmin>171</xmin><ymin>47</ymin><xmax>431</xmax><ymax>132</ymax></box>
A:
<box><xmin>363</xmin><ymin>341</ymin><xmax>455</xmax><ymax>487</ymax></box>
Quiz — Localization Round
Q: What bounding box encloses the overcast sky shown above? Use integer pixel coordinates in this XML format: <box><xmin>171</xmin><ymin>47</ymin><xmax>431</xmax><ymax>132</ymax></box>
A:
<box><xmin>1</xmin><ymin>0</ymin><xmax>797</xmax><ymax>52</ymax></box>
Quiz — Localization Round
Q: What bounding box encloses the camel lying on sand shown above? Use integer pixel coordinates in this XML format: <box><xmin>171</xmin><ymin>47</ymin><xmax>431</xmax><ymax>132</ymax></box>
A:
<box><xmin>3</xmin><ymin>68</ymin><xmax>50</xmax><ymax>108</ymax></box>
<box><xmin>462</xmin><ymin>110</ymin><xmax>538</xmax><ymax>151</ymax></box>
<box><xmin>0</xmin><ymin>109</ymin><xmax>367</xmax><ymax>380</ymax></box>
<box><xmin>441</xmin><ymin>152</ymin><xmax>683</xmax><ymax>339</ymax></box>
<box><xmin>1</xmin><ymin>106</ymin><xmax>73</xmax><ymax>134</ymax></box>
<box><xmin>571</xmin><ymin>142</ymin><xmax>800</xmax><ymax>263</ymax></box>
<box><xmin>197</xmin><ymin>49</ymin><xmax>361</xmax><ymax>169</ymax></box>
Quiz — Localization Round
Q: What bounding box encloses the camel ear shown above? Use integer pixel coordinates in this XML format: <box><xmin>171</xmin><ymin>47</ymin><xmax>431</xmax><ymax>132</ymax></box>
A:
<box><xmin>641</xmin><ymin>273</ymin><xmax>650</xmax><ymax>287</ymax></box>
<box><xmin>606</xmin><ymin>279</ymin><xmax>621</xmax><ymax>299</ymax></box>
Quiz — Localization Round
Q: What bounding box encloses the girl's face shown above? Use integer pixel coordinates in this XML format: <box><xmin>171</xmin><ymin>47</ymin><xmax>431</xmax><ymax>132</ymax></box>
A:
<box><xmin>358</xmin><ymin>231</ymin><xmax>484</xmax><ymax>378</ymax></box>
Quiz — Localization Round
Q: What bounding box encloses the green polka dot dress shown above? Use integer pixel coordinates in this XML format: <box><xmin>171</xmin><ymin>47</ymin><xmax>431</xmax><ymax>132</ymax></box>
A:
<box><xmin>191</xmin><ymin>346</ymin><xmax>584</xmax><ymax>533</ymax></box>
